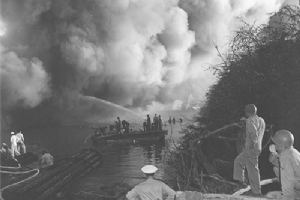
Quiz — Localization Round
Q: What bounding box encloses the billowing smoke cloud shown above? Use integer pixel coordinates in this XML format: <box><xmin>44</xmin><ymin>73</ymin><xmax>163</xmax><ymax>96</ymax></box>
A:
<box><xmin>0</xmin><ymin>0</ymin><xmax>290</xmax><ymax>127</ymax></box>
<box><xmin>0</xmin><ymin>46</ymin><xmax>50</xmax><ymax>108</ymax></box>
<box><xmin>57</xmin><ymin>0</ymin><xmax>195</xmax><ymax>107</ymax></box>
<box><xmin>180</xmin><ymin>0</ymin><xmax>284</xmax><ymax>55</ymax></box>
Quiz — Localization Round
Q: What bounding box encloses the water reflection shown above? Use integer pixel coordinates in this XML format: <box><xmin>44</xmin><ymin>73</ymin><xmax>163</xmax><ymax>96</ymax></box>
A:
<box><xmin>8</xmin><ymin>122</ymin><xmax>183</xmax><ymax>194</ymax></box>
<box><xmin>87</xmin><ymin>142</ymin><xmax>168</xmax><ymax>186</ymax></box>
<box><xmin>71</xmin><ymin>123</ymin><xmax>182</xmax><ymax>193</ymax></box>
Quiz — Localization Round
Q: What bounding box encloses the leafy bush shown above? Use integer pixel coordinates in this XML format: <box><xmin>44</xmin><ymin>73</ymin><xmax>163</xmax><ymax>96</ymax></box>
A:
<box><xmin>171</xmin><ymin>6</ymin><xmax>300</xmax><ymax>193</ymax></box>
<box><xmin>200</xmin><ymin>6</ymin><xmax>300</xmax><ymax>148</ymax></box>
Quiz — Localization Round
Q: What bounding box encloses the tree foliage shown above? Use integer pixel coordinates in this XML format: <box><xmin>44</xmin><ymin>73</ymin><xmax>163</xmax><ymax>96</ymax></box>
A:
<box><xmin>200</xmin><ymin>6</ymin><xmax>300</xmax><ymax>148</ymax></box>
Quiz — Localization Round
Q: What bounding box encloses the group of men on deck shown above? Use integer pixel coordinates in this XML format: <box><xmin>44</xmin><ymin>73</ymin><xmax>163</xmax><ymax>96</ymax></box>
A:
<box><xmin>125</xmin><ymin>104</ymin><xmax>300</xmax><ymax>200</ymax></box>
<box><xmin>143</xmin><ymin>114</ymin><xmax>163</xmax><ymax>132</ymax></box>
<box><xmin>115</xmin><ymin>116</ymin><xmax>130</xmax><ymax>134</ymax></box>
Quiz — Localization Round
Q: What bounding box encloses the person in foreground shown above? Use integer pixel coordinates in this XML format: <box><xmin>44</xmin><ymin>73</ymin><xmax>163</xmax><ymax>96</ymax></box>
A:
<box><xmin>268</xmin><ymin>130</ymin><xmax>300</xmax><ymax>199</ymax></box>
<box><xmin>126</xmin><ymin>165</ymin><xmax>176</xmax><ymax>200</ymax></box>
<box><xmin>233</xmin><ymin>104</ymin><xmax>266</xmax><ymax>196</ymax></box>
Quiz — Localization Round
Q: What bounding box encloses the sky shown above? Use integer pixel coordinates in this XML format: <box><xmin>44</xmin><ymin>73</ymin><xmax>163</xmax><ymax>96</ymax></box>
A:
<box><xmin>0</xmin><ymin>0</ymin><xmax>297</xmax><ymax>126</ymax></box>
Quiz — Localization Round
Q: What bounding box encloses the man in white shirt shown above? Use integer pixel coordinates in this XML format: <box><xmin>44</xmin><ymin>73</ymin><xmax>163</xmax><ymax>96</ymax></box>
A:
<box><xmin>269</xmin><ymin>130</ymin><xmax>300</xmax><ymax>199</ymax></box>
<box><xmin>126</xmin><ymin>165</ymin><xmax>176</xmax><ymax>200</ymax></box>
<box><xmin>10</xmin><ymin>132</ymin><xmax>20</xmax><ymax>158</ymax></box>
<box><xmin>233</xmin><ymin>104</ymin><xmax>266</xmax><ymax>196</ymax></box>
<box><xmin>16</xmin><ymin>131</ymin><xmax>26</xmax><ymax>154</ymax></box>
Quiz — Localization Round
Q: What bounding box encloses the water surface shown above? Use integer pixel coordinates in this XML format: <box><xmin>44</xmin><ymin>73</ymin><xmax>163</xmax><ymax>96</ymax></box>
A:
<box><xmin>13</xmin><ymin>121</ymin><xmax>184</xmax><ymax>194</ymax></box>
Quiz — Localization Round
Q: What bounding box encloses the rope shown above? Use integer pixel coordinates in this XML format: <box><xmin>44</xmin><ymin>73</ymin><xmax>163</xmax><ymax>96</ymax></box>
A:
<box><xmin>0</xmin><ymin>168</ymin><xmax>37</xmax><ymax>174</ymax></box>
<box><xmin>0</xmin><ymin>165</ymin><xmax>21</xmax><ymax>170</ymax></box>
<box><xmin>0</xmin><ymin>168</ymin><xmax>39</xmax><ymax>193</ymax></box>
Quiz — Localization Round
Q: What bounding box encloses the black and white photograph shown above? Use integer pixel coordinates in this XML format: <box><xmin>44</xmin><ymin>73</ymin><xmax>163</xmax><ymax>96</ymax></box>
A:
<box><xmin>0</xmin><ymin>0</ymin><xmax>300</xmax><ymax>199</ymax></box>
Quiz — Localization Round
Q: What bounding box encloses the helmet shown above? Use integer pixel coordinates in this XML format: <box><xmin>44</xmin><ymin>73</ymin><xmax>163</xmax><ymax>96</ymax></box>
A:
<box><xmin>245</xmin><ymin>104</ymin><xmax>257</xmax><ymax>115</ymax></box>
<box><xmin>272</xmin><ymin>130</ymin><xmax>294</xmax><ymax>148</ymax></box>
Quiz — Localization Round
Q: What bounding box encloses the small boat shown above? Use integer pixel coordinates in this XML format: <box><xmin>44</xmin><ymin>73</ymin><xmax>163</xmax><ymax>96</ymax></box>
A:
<box><xmin>91</xmin><ymin>130</ymin><xmax>168</xmax><ymax>143</ymax></box>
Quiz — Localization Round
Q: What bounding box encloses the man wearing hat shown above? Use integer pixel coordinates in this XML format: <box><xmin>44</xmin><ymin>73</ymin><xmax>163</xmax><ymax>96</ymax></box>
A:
<box><xmin>126</xmin><ymin>165</ymin><xmax>176</xmax><ymax>200</ymax></box>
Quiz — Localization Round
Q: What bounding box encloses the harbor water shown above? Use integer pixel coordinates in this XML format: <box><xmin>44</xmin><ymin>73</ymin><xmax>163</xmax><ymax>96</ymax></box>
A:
<box><xmin>16</xmin><ymin>121</ymin><xmax>184</xmax><ymax>195</ymax></box>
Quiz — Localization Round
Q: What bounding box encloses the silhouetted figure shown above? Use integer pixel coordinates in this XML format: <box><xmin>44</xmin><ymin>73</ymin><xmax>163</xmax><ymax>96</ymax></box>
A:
<box><xmin>114</xmin><ymin>121</ymin><xmax>118</xmax><ymax>132</ymax></box>
<box><xmin>122</xmin><ymin>120</ymin><xmax>126</xmax><ymax>130</ymax></box>
<box><xmin>109</xmin><ymin>125</ymin><xmax>114</xmax><ymax>131</ymax></box>
<box><xmin>122</xmin><ymin>120</ymin><xmax>130</xmax><ymax>134</ymax></box>
<box><xmin>116</xmin><ymin>117</ymin><xmax>121</xmax><ymax>133</ymax></box>
<box><xmin>143</xmin><ymin>120</ymin><xmax>147</xmax><ymax>132</ymax></box>
<box><xmin>100</xmin><ymin>127</ymin><xmax>107</xmax><ymax>135</ymax></box>
<box><xmin>173</xmin><ymin>117</ymin><xmax>176</xmax><ymax>124</ymax></box>
<box><xmin>168</xmin><ymin>117</ymin><xmax>172</xmax><ymax>124</ymax></box>
<box><xmin>179</xmin><ymin>118</ymin><xmax>183</xmax><ymax>123</ymax></box>
<box><xmin>151</xmin><ymin>123</ymin><xmax>155</xmax><ymax>131</ymax></box>
<box><xmin>153</xmin><ymin>114</ymin><xmax>158</xmax><ymax>130</ymax></box>
<box><xmin>158</xmin><ymin>115</ymin><xmax>162</xmax><ymax>131</ymax></box>
<box><xmin>126</xmin><ymin>121</ymin><xmax>130</xmax><ymax>134</ymax></box>
<box><xmin>146</xmin><ymin>115</ymin><xmax>151</xmax><ymax>132</ymax></box>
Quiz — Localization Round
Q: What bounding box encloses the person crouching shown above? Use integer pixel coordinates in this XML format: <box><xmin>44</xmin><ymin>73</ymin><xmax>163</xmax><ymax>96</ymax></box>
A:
<box><xmin>39</xmin><ymin>150</ymin><xmax>54</xmax><ymax>169</ymax></box>
<box><xmin>269</xmin><ymin>130</ymin><xmax>300</xmax><ymax>199</ymax></box>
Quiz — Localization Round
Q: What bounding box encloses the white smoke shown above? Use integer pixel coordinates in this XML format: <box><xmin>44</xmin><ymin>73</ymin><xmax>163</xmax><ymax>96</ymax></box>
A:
<box><xmin>55</xmin><ymin>0</ymin><xmax>196</xmax><ymax>107</ymax></box>
<box><xmin>180</xmin><ymin>0</ymin><xmax>285</xmax><ymax>55</ymax></box>
<box><xmin>0</xmin><ymin>46</ymin><xmax>50</xmax><ymax>108</ymax></box>
<box><xmin>0</xmin><ymin>0</ymin><xmax>293</xmax><ymax>125</ymax></box>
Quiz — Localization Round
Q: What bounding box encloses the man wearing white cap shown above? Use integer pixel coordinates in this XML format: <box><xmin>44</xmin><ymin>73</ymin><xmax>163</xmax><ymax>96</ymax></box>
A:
<box><xmin>10</xmin><ymin>132</ymin><xmax>20</xmax><ymax>158</ymax></box>
<box><xmin>126</xmin><ymin>165</ymin><xmax>176</xmax><ymax>200</ymax></box>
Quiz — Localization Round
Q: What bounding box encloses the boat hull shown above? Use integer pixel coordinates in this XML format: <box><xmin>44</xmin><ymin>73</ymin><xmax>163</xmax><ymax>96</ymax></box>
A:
<box><xmin>92</xmin><ymin>130</ymin><xmax>167</xmax><ymax>144</ymax></box>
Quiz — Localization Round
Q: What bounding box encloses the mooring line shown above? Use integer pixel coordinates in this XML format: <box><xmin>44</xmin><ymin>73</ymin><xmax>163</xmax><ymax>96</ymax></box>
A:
<box><xmin>0</xmin><ymin>168</ymin><xmax>40</xmax><ymax>196</ymax></box>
